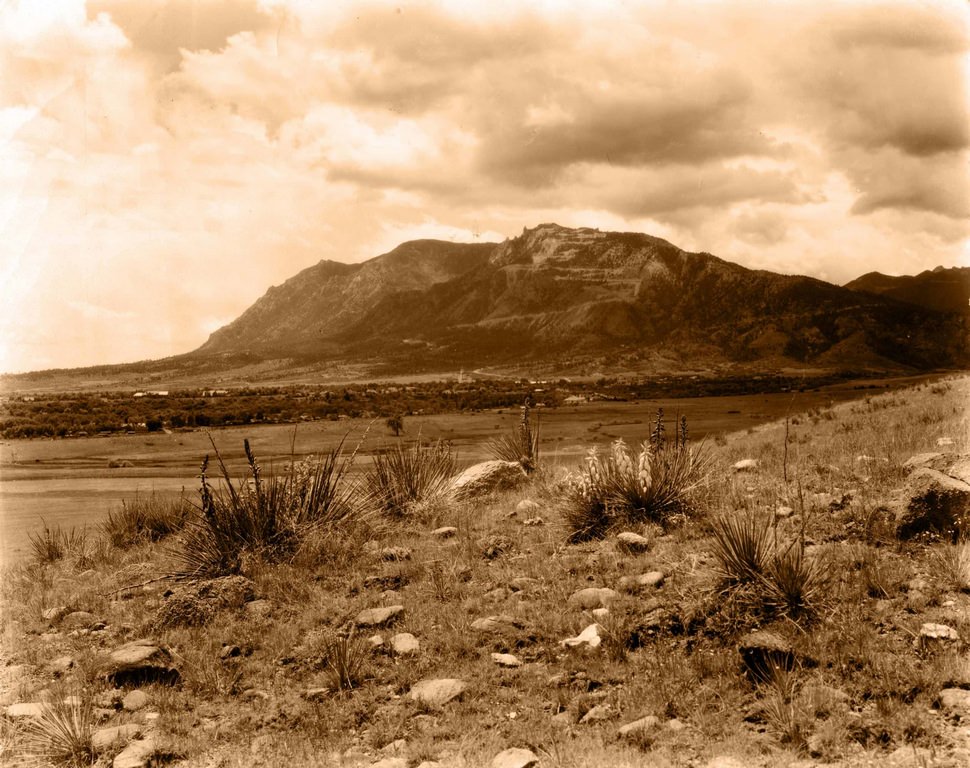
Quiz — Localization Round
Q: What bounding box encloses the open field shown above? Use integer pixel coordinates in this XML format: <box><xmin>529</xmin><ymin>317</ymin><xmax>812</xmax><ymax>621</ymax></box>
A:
<box><xmin>0</xmin><ymin>375</ymin><xmax>941</xmax><ymax>563</ymax></box>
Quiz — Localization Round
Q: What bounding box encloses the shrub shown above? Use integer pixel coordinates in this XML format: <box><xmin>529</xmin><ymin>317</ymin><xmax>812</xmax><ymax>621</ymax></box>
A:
<box><xmin>564</xmin><ymin>433</ymin><xmax>712</xmax><ymax>541</ymax></box>
<box><xmin>489</xmin><ymin>400</ymin><xmax>540</xmax><ymax>474</ymax></box>
<box><xmin>320</xmin><ymin>629</ymin><xmax>369</xmax><ymax>694</ymax></box>
<box><xmin>366</xmin><ymin>439</ymin><xmax>457</xmax><ymax>517</ymax></box>
<box><xmin>710</xmin><ymin>512</ymin><xmax>774</xmax><ymax>586</ymax></box>
<box><xmin>759</xmin><ymin>542</ymin><xmax>826</xmax><ymax>620</ymax></box>
<box><xmin>172</xmin><ymin>436</ymin><xmax>360</xmax><ymax>579</ymax></box>
<box><xmin>101</xmin><ymin>493</ymin><xmax>190</xmax><ymax>548</ymax></box>
<box><xmin>935</xmin><ymin>542</ymin><xmax>970</xmax><ymax>592</ymax></box>
<box><xmin>22</xmin><ymin>685</ymin><xmax>94</xmax><ymax>766</ymax></box>
<box><xmin>28</xmin><ymin>523</ymin><xmax>91</xmax><ymax>567</ymax></box>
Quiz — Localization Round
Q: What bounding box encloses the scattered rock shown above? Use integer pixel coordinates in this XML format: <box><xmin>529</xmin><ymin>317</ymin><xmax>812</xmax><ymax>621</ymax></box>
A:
<box><xmin>567</xmin><ymin>587</ymin><xmax>618</xmax><ymax>610</ymax></box>
<box><xmin>561</xmin><ymin>624</ymin><xmax>601</xmax><ymax>649</ymax></box>
<box><xmin>5</xmin><ymin>702</ymin><xmax>44</xmax><ymax>719</ymax></box>
<box><xmin>591</xmin><ymin>608</ymin><xmax>610</xmax><ymax>621</ymax></box>
<box><xmin>508</xmin><ymin>577</ymin><xmax>539</xmax><ymax>592</ymax></box>
<box><xmin>355</xmin><ymin>605</ymin><xmax>404</xmax><ymax>628</ymax></box>
<box><xmin>484</xmin><ymin>587</ymin><xmax>510</xmax><ymax>602</ymax></box>
<box><xmin>667</xmin><ymin>718</ymin><xmax>686</xmax><ymax>732</ymax></box>
<box><xmin>380</xmin><ymin>546</ymin><xmax>412</xmax><ymax>561</ymax></box>
<box><xmin>390</xmin><ymin>633</ymin><xmax>420</xmax><ymax>657</ymax></box>
<box><xmin>775</xmin><ymin>505</ymin><xmax>794</xmax><ymax>518</ymax></box>
<box><xmin>523</xmin><ymin>517</ymin><xmax>544</xmax><ymax>526</ymax></box>
<box><xmin>491</xmin><ymin>653</ymin><xmax>522</xmax><ymax>668</ymax></box>
<box><xmin>101</xmin><ymin>639</ymin><xmax>179</xmax><ymax>686</ymax></box>
<box><xmin>381</xmin><ymin>738</ymin><xmax>408</xmax><ymax>755</ymax></box>
<box><xmin>364</xmin><ymin>572</ymin><xmax>408</xmax><ymax>591</ymax></box>
<box><xmin>219</xmin><ymin>645</ymin><xmax>241</xmax><ymax>660</ymax></box>
<box><xmin>303</xmin><ymin>688</ymin><xmax>330</xmax><ymax>702</ymax></box>
<box><xmin>618</xmin><ymin>571</ymin><xmax>664</xmax><ymax>591</ymax></box>
<box><xmin>113</xmin><ymin>736</ymin><xmax>158</xmax><ymax>768</ymax></box>
<box><xmin>471</xmin><ymin>614</ymin><xmax>521</xmax><ymax>634</ymax></box>
<box><xmin>615</xmin><ymin>531</ymin><xmax>650</xmax><ymax>554</ymax></box>
<box><xmin>431</xmin><ymin>527</ymin><xmax>458</xmax><ymax>539</ymax></box>
<box><xmin>450</xmin><ymin>461</ymin><xmax>526</xmax><ymax>499</ymax></box>
<box><xmin>43</xmin><ymin>606</ymin><xmax>71</xmax><ymax>624</ymax></box>
<box><xmin>516</xmin><ymin>500</ymin><xmax>540</xmax><ymax>515</ymax></box>
<box><xmin>917</xmin><ymin>623</ymin><xmax>959</xmax><ymax>648</ymax></box>
<box><xmin>895</xmin><ymin>467</ymin><xmax>970</xmax><ymax>541</ymax></box>
<box><xmin>491</xmin><ymin>747</ymin><xmax>539</xmax><ymax>768</ymax></box>
<box><xmin>240</xmin><ymin>688</ymin><xmax>269</xmax><ymax>701</ymax></box>
<box><xmin>244</xmin><ymin>599</ymin><xmax>273</xmax><ymax>618</ymax></box>
<box><xmin>92</xmin><ymin>724</ymin><xmax>142</xmax><ymax>752</ymax></box>
<box><xmin>61</xmin><ymin>611</ymin><xmax>101</xmax><ymax>630</ymax></box>
<box><xmin>738</xmin><ymin>631</ymin><xmax>798</xmax><ymax>683</ymax></box>
<box><xmin>579</xmin><ymin>704</ymin><xmax>612</xmax><ymax>723</ymax></box>
<box><xmin>154</xmin><ymin>576</ymin><xmax>255</xmax><ymax>628</ymax></box>
<box><xmin>733</xmin><ymin>459</ymin><xmax>759</xmax><ymax>472</ymax></box>
<box><xmin>367</xmin><ymin>634</ymin><xmax>385</xmax><ymax>649</ymax></box>
<box><xmin>370</xmin><ymin>759</ymin><xmax>407</xmax><ymax>768</ymax></box>
<box><xmin>618</xmin><ymin>715</ymin><xmax>660</xmax><ymax>738</ymax></box>
<box><xmin>408</xmin><ymin>678</ymin><xmax>468</xmax><ymax>708</ymax></box>
<box><xmin>50</xmin><ymin>655</ymin><xmax>75</xmax><ymax>675</ymax></box>
<box><xmin>939</xmin><ymin>688</ymin><xmax>970</xmax><ymax>716</ymax></box>
<box><xmin>122</xmin><ymin>690</ymin><xmax>148</xmax><ymax>711</ymax></box>
<box><xmin>481</xmin><ymin>533</ymin><xmax>516</xmax><ymax>560</ymax></box>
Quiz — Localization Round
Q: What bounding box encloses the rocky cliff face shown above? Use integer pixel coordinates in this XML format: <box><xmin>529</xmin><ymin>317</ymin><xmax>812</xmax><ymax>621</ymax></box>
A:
<box><xmin>193</xmin><ymin>224</ymin><xmax>970</xmax><ymax>373</ymax></box>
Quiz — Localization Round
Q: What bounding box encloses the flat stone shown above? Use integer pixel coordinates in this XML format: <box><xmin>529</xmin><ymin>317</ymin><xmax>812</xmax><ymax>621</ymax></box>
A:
<box><xmin>92</xmin><ymin>724</ymin><xmax>142</xmax><ymax>752</ymax></box>
<box><xmin>616</xmin><ymin>531</ymin><xmax>650</xmax><ymax>554</ymax></box>
<box><xmin>122</xmin><ymin>689</ymin><xmax>148</xmax><ymax>711</ymax></box>
<box><xmin>591</xmin><ymin>608</ymin><xmax>610</xmax><ymax>620</ymax></box>
<box><xmin>408</xmin><ymin>678</ymin><xmax>468</xmax><ymax>708</ymax></box>
<box><xmin>733</xmin><ymin>459</ymin><xmax>759</xmax><ymax>472</ymax></box>
<box><xmin>367</xmin><ymin>634</ymin><xmax>385</xmax><ymax>649</ymax></box>
<box><xmin>579</xmin><ymin>704</ymin><xmax>612</xmax><ymax>723</ymax></box>
<box><xmin>939</xmin><ymin>688</ymin><xmax>970</xmax><ymax>714</ymax></box>
<box><xmin>390</xmin><ymin>633</ymin><xmax>420</xmax><ymax>657</ymax></box>
<box><xmin>5</xmin><ymin>702</ymin><xmax>44</xmax><ymax>719</ymax></box>
<box><xmin>667</xmin><ymin>718</ymin><xmax>686</xmax><ymax>731</ymax></box>
<box><xmin>355</xmin><ymin>605</ymin><xmax>404</xmax><ymax>628</ymax></box>
<box><xmin>508</xmin><ymin>577</ymin><xmax>539</xmax><ymax>592</ymax></box>
<box><xmin>101</xmin><ymin>639</ymin><xmax>179</xmax><ymax>686</ymax></box>
<box><xmin>561</xmin><ymin>623</ymin><xmax>601</xmax><ymax>649</ymax></box>
<box><xmin>113</xmin><ymin>736</ymin><xmax>157</xmax><ymax>768</ymax></box>
<box><xmin>244</xmin><ymin>599</ymin><xmax>273</xmax><ymax>617</ymax></box>
<box><xmin>471</xmin><ymin>614</ymin><xmax>519</xmax><ymax>633</ymax></box>
<box><xmin>61</xmin><ymin>611</ymin><xmax>100</xmax><ymax>630</ymax></box>
<box><xmin>431</xmin><ymin>527</ymin><xmax>457</xmax><ymax>539</ymax></box>
<box><xmin>919</xmin><ymin>623</ymin><xmax>959</xmax><ymax>643</ymax></box>
<box><xmin>491</xmin><ymin>653</ymin><xmax>522</xmax><ymax>668</ymax></box>
<box><xmin>240</xmin><ymin>688</ymin><xmax>269</xmax><ymax>701</ymax></box>
<box><xmin>568</xmin><ymin>587</ymin><xmax>618</xmax><ymax>609</ymax></box>
<box><xmin>618</xmin><ymin>715</ymin><xmax>660</xmax><ymax>738</ymax></box>
<box><xmin>738</xmin><ymin>631</ymin><xmax>797</xmax><ymax>682</ymax></box>
<box><xmin>491</xmin><ymin>747</ymin><xmax>539</xmax><ymax>768</ymax></box>
<box><xmin>619</xmin><ymin>571</ymin><xmax>664</xmax><ymax>591</ymax></box>
<box><xmin>903</xmin><ymin>453</ymin><xmax>944</xmax><ymax>470</ymax></box>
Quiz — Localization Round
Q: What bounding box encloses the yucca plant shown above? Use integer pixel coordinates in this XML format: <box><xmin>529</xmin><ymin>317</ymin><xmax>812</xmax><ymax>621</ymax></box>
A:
<box><xmin>759</xmin><ymin>541</ymin><xmax>826</xmax><ymax>620</ymax></box>
<box><xmin>22</xmin><ymin>686</ymin><xmax>94</xmax><ymax>766</ymax></box>
<box><xmin>564</xmin><ymin>431</ymin><xmax>712</xmax><ymax>541</ymax></box>
<box><xmin>321</xmin><ymin>629</ymin><xmax>369</xmax><ymax>694</ymax></box>
<box><xmin>28</xmin><ymin>523</ymin><xmax>91</xmax><ymax>567</ymax></box>
<box><xmin>367</xmin><ymin>439</ymin><xmax>457</xmax><ymax>517</ymax></box>
<box><xmin>710</xmin><ymin>511</ymin><xmax>775</xmax><ymax>586</ymax></box>
<box><xmin>489</xmin><ymin>400</ymin><xmax>540</xmax><ymax>474</ymax></box>
<box><xmin>171</xmin><ymin>435</ymin><xmax>360</xmax><ymax>579</ymax></box>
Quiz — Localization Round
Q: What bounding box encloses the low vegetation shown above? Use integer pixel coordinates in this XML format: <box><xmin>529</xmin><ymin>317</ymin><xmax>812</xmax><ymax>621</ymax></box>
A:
<box><xmin>3</xmin><ymin>376</ymin><xmax>969</xmax><ymax>767</ymax></box>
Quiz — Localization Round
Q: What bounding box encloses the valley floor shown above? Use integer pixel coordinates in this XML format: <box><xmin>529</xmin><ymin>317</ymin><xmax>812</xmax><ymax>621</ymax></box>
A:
<box><xmin>2</xmin><ymin>375</ymin><xmax>970</xmax><ymax>767</ymax></box>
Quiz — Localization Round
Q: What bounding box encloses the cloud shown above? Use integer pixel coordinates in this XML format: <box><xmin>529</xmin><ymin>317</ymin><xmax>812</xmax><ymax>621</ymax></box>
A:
<box><xmin>1</xmin><ymin>0</ymin><xmax>968</xmax><ymax>372</ymax></box>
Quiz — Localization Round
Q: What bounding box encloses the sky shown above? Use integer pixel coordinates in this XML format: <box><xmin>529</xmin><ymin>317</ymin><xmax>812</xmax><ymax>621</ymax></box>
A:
<box><xmin>1</xmin><ymin>0</ymin><xmax>968</xmax><ymax>374</ymax></box>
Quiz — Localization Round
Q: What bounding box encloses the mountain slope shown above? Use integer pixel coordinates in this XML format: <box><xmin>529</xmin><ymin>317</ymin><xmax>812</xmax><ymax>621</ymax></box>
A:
<box><xmin>845</xmin><ymin>267</ymin><xmax>970</xmax><ymax>314</ymax></box>
<box><xmin>193</xmin><ymin>224</ymin><xmax>969</xmax><ymax>373</ymax></box>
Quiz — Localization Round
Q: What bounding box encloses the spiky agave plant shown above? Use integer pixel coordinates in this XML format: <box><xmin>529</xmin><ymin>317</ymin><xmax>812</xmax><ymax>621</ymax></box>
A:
<box><xmin>488</xmin><ymin>400</ymin><xmax>540</xmax><ymax>474</ymax></box>
<box><xmin>709</xmin><ymin>511</ymin><xmax>775</xmax><ymax>587</ymax></box>
<box><xmin>367</xmin><ymin>439</ymin><xmax>457</xmax><ymax>517</ymax></box>
<box><xmin>23</xmin><ymin>686</ymin><xmax>94</xmax><ymax>767</ymax></box>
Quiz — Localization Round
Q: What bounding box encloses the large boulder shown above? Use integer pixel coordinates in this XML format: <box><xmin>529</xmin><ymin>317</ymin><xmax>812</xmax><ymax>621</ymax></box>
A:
<box><xmin>100</xmin><ymin>639</ymin><xmax>179</xmax><ymax>686</ymax></box>
<box><xmin>895</xmin><ymin>467</ymin><xmax>970</xmax><ymax>541</ymax></box>
<box><xmin>450</xmin><ymin>461</ymin><xmax>526</xmax><ymax>499</ymax></box>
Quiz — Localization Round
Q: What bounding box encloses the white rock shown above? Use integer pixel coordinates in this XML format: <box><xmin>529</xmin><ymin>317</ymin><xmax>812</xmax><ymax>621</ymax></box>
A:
<box><xmin>408</xmin><ymin>678</ymin><xmax>468</xmax><ymax>708</ymax></box>
<box><xmin>113</xmin><ymin>736</ymin><xmax>157</xmax><ymax>768</ymax></box>
<box><xmin>618</xmin><ymin>715</ymin><xmax>660</xmax><ymax>738</ymax></box>
<box><xmin>122</xmin><ymin>689</ymin><xmax>148</xmax><ymax>711</ymax></box>
<box><xmin>516</xmin><ymin>500</ymin><xmax>540</xmax><ymax>515</ymax></box>
<box><xmin>431</xmin><ymin>527</ymin><xmax>458</xmax><ymax>539</ymax></box>
<box><xmin>919</xmin><ymin>623</ymin><xmax>959</xmax><ymax>643</ymax></box>
<box><xmin>567</xmin><ymin>587</ymin><xmax>618</xmax><ymax>609</ymax></box>
<box><xmin>491</xmin><ymin>653</ymin><xmax>522</xmax><ymax>668</ymax></box>
<box><xmin>390</xmin><ymin>633</ymin><xmax>420</xmax><ymax>657</ymax></box>
<box><xmin>355</xmin><ymin>605</ymin><xmax>404</xmax><ymax>627</ymax></box>
<box><xmin>5</xmin><ymin>702</ymin><xmax>44</xmax><ymax>719</ymax></box>
<box><xmin>92</xmin><ymin>724</ymin><xmax>142</xmax><ymax>752</ymax></box>
<box><xmin>561</xmin><ymin>623</ymin><xmax>601</xmax><ymax>649</ymax></box>
<box><xmin>616</xmin><ymin>531</ymin><xmax>650</xmax><ymax>554</ymax></box>
<box><xmin>491</xmin><ymin>747</ymin><xmax>539</xmax><ymax>768</ymax></box>
<box><xmin>450</xmin><ymin>461</ymin><xmax>526</xmax><ymax>499</ymax></box>
<box><xmin>591</xmin><ymin>608</ymin><xmax>610</xmax><ymax>620</ymax></box>
<box><xmin>732</xmin><ymin>459</ymin><xmax>759</xmax><ymax>472</ymax></box>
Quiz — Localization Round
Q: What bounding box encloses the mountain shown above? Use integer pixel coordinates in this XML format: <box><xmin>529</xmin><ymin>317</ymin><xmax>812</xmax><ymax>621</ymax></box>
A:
<box><xmin>192</xmin><ymin>224</ymin><xmax>969</xmax><ymax>374</ymax></box>
<box><xmin>845</xmin><ymin>267</ymin><xmax>970</xmax><ymax>314</ymax></box>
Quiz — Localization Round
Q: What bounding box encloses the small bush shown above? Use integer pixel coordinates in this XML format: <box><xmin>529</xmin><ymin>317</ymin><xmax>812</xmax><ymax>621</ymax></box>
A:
<box><xmin>172</xmin><ymin>436</ymin><xmax>361</xmax><ymax>579</ymax></box>
<box><xmin>935</xmin><ymin>542</ymin><xmax>970</xmax><ymax>592</ymax></box>
<box><xmin>22</xmin><ymin>686</ymin><xmax>94</xmax><ymax>766</ymax></box>
<box><xmin>565</xmin><ymin>431</ymin><xmax>712</xmax><ymax>541</ymax></box>
<box><xmin>28</xmin><ymin>523</ymin><xmax>91</xmax><ymax>567</ymax></box>
<box><xmin>760</xmin><ymin>542</ymin><xmax>826</xmax><ymax>620</ymax></box>
<box><xmin>101</xmin><ymin>493</ymin><xmax>190</xmax><ymax>548</ymax></box>
<box><xmin>320</xmin><ymin>629</ymin><xmax>369</xmax><ymax>694</ymax></box>
<box><xmin>710</xmin><ymin>512</ymin><xmax>774</xmax><ymax>586</ymax></box>
<box><xmin>367</xmin><ymin>439</ymin><xmax>457</xmax><ymax>517</ymax></box>
<box><xmin>489</xmin><ymin>400</ymin><xmax>540</xmax><ymax>474</ymax></box>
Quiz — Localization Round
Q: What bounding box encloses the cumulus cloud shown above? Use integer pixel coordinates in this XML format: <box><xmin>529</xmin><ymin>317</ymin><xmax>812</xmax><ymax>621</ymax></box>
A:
<box><xmin>1</xmin><ymin>0</ymin><xmax>968</xmax><ymax>372</ymax></box>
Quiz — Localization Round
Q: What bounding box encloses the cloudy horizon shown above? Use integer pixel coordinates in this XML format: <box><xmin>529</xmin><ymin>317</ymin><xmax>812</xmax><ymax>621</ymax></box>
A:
<box><xmin>2</xmin><ymin>0</ymin><xmax>968</xmax><ymax>374</ymax></box>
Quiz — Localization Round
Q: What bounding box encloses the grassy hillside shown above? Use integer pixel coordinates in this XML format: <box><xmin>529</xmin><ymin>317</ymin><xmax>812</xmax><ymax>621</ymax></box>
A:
<box><xmin>2</xmin><ymin>377</ymin><xmax>969</xmax><ymax>767</ymax></box>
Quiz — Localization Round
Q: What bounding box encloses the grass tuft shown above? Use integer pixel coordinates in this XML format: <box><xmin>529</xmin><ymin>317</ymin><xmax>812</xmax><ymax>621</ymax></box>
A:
<box><xmin>101</xmin><ymin>493</ymin><xmax>191</xmax><ymax>548</ymax></box>
<box><xmin>710</xmin><ymin>511</ymin><xmax>774</xmax><ymax>586</ymax></box>
<box><xmin>320</xmin><ymin>629</ymin><xmax>369</xmax><ymax>694</ymax></box>
<box><xmin>28</xmin><ymin>523</ymin><xmax>92</xmax><ymax>568</ymax></box>
<box><xmin>22</xmin><ymin>686</ymin><xmax>94</xmax><ymax>767</ymax></box>
<box><xmin>366</xmin><ymin>439</ymin><xmax>457</xmax><ymax>517</ymax></box>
